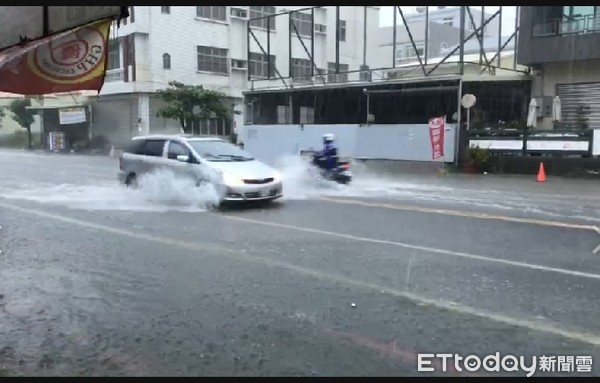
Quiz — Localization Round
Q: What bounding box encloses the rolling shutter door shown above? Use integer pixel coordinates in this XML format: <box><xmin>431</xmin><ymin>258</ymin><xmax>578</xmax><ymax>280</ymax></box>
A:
<box><xmin>92</xmin><ymin>95</ymin><xmax>139</xmax><ymax>148</ymax></box>
<box><xmin>556</xmin><ymin>82</ymin><xmax>600</xmax><ymax>129</ymax></box>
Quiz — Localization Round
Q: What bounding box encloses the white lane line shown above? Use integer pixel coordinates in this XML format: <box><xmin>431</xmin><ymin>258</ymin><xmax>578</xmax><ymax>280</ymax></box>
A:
<box><xmin>3</xmin><ymin>202</ymin><xmax>600</xmax><ymax>346</ymax></box>
<box><xmin>2</xmin><ymin>201</ymin><xmax>600</xmax><ymax>346</ymax></box>
<box><xmin>220</xmin><ymin>215</ymin><xmax>600</xmax><ymax>281</ymax></box>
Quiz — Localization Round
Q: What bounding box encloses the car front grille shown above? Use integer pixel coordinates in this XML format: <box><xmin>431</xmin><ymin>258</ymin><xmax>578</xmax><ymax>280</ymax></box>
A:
<box><xmin>243</xmin><ymin>178</ymin><xmax>274</xmax><ymax>185</ymax></box>
<box><xmin>244</xmin><ymin>189</ymin><xmax>280</xmax><ymax>199</ymax></box>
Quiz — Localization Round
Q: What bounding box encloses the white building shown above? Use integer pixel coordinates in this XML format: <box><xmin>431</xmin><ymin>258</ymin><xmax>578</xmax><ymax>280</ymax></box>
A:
<box><xmin>93</xmin><ymin>6</ymin><xmax>380</xmax><ymax>147</ymax></box>
<box><xmin>404</xmin><ymin>6</ymin><xmax>500</xmax><ymax>37</ymax></box>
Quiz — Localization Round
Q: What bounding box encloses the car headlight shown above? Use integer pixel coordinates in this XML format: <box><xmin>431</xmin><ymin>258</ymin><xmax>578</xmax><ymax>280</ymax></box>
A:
<box><xmin>221</xmin><ymin>172</ymin><xmax>244</xmax><ymax>186</ymax></box>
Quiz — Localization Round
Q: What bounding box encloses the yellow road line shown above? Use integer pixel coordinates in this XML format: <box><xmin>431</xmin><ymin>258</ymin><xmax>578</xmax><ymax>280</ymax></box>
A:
<box><xmin>319</xmin><ymin>197</ymin><xmax>597</xmax><ymax>231</ymax></box>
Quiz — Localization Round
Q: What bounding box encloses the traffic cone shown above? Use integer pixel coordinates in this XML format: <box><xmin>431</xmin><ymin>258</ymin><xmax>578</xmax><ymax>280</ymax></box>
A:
<box><xmin>537</xmin><ymin>162</ymin><xmax>546</xmax><ymax>182</ymax></box>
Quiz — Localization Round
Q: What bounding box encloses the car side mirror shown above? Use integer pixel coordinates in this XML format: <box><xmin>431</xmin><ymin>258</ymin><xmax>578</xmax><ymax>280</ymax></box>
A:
<box><xmin>176</xmin><ymin>155</ymin><xmax>190</xmax><ymax>163</ymax></box>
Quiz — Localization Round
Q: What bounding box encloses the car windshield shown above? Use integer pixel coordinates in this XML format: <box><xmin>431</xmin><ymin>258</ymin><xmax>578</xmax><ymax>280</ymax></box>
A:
<box><xmin>188</xmin><ymin>140</ymin><xmax>254</xmax><ymax>162</ymax></box>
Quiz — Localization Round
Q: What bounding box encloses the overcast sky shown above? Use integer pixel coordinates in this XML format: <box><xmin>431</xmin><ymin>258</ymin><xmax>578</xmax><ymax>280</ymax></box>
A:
<box><xmin>379</xmin><ymin>6</ymin><xmax>517</xmax><ymax>35</ymax></box>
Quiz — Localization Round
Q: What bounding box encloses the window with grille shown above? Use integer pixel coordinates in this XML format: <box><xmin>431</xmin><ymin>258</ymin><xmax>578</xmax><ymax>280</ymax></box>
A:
<box><xmin>249</xmin><ymin>6</ymin><xmax>276</xmax><ymax>30</ymax></box>
<box><xmin>291</xmin><ymin>12</ymin><xmax>312</xmax><ymax>37</ymax></box>
<box><xmin>442</xmin><ymin>16</ymin><xmax>454</xmax><ymax>26</ymax></box>
<box><xmin>248</xmin><ymin>53</ymin><xmax>276</xmax><ymax>78</ymax></box>
<box><xmin>396</xmin><ymin>42</ymin><xmax>425</xmax><ymax>60</ymax></box>
<box><xmin>163</xmin><ymin>53</ymin><xmax>171</xmax><ymax>69</ymax></box>
<box><xmin>127</xmin><ymin>34</ymin><xmax>135</xmax><ymax>65</ymax></box>
<box><xmin>191</xmin><ymin>118</ymin><xmax>232</xmax><ymax>136</ymax></box>
<box><xmin>291</xmin><ymin>58</ymin><xmax>311</xmax><ymax>79</ymax></box>
<box><xmin>196</xmin><ymin>6</ymin><xmax>227</xmax><ymax>21</ymax></box>
<box><xmin>300</xmin><ymin>106</ymin><xmax>315</xmax><ymax>124</ymax></box>
<box><xmin>327</xmin><ymin>62</ymin><xmax>349</xmax><ymax>82</ymax></box>
<box><xmin>197</xmin><ymin>46</ymin><xmax>229</xmax><ymax>74</ymax></box>
<box><xmin>107</xmin><ymin>40</ymin><xmax>120</xmax><ymax>70</ymax></box>
<box><xmin>338</xmin><ymin>20</ymin><xmax>346</xmax><ymax>41</ymax></box>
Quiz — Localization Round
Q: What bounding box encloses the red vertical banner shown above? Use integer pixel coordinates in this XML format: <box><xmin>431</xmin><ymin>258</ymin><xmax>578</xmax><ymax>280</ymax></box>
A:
<box><xmin>0</xmin><ymin>18</ymin><xmax>112</xmax><ymax>95</ymax></box>
<box><xmin>428</xmin><ymin>116</ymin><xmax>445</xmax><ymax>160</ymax></box>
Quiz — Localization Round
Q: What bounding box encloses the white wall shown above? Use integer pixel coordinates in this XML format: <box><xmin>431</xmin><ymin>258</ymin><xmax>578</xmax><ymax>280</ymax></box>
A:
<box><xmin>243</xmin><ymin>123</ymin><xmax>457</xmax><ymax>165</ymax></box>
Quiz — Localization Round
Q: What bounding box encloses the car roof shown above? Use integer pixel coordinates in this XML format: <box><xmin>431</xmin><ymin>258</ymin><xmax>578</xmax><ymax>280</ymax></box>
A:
<box><xmin>132</xmin><ymin>134</ymin><xmax>224</xmax><ymax>142</ymax></box>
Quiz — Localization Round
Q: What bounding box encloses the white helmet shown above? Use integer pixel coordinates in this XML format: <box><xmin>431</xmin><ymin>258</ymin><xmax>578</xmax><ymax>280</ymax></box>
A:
<box><xmin>323</xmin><ymin>133</ymin><xmax>335</xmax><ymax>142</ymax></box>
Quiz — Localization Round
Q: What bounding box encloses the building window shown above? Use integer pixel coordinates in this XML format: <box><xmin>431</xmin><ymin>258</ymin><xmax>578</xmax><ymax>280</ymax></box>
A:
<box><xmin>163</xmin><ymin>53</ymin><xmax>171</xmax><ymax>69</ymax></box>
<box><xmin>327</xmin><ymin>62</ymin><xmax>348</xmax><ymax>82</ymax></box>
<box><xmin>359</xmin><ymin>65</ymin><xmax>370</xmax><ymax>81</ymax></box>
<box><xmin>441</xmin><ymin>16</ymin><xmax>453</xmax><ymax>26</ymax></box>
<box><xmin>562</xmin><ymin>6</ymin><xmax>596</xmax><ymax>33</ymax></box>
<box><xmin>127</xmin><ymin>34</ymin><xmax>135</xmax><ymax>65</ymax></box>
<box><xmin>396</xmin><ymin>42</ymin><xmax>425</xmax><ymax>60</ymax></box>
<box><xmin>197</xmin><ymin>46</ymin><xmax>229</xmax><ymax>74</ymax></box>
<box><xmin>248</xmin><ymin>52</ymin><xmax>275</xmax><ymax>78</ymax></box>
<box><xmin>161</xmin><ymin>6</ymin><xmax>170</xmax><ymax>14</ymax></box>
<box><xmin>300</xmin><ymin>106</ymin><xmax>315</xmax><ymax>124</ymax></box>
<box><xmin>291</xmin><ymin>12</ymin><xmax>312</xmax><ymax>37</ymax></box>
<box><xmin>249</xmin><ymin>6</ymin><xmax>276</xmax><ymax>30</ymax></box>
<box><xmin>107</xmin><ymin>40</ymin><xmax>120</xmax><ymax>70</ymax></box>
<box><xmin>338</xmin><ymin>20</ymin><xmax>346</xmax><ymax>41</ymax></box>
<box><xmin>291</xmin><ymin>58</ymin><xmax>311</xmax><ymax>79</ymax></box>
<box><xmin>196</xmin><ymin>6</ymin><xmax>227</xmax><ymax>21</ymax></box>
<box><xmin>120</xmin><ymin>6</ymin><xmax>135</xmax><ymax>25</ymax></box>
<box><xmin>192</xmin><ymin>118</ymin><xmax>231</xmax><ymax>136</ymax></box>
<box><xmin>277</xmin><ymin>105</ymin><xmax>291</xmax><ymax>124</ymax></box>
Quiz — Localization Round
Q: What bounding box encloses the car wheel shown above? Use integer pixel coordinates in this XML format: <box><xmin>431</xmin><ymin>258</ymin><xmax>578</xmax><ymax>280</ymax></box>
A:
<box><xmin>125</xmin><ymin>173</ymin><xmax>138</xmax><ymax>188</ymax></box>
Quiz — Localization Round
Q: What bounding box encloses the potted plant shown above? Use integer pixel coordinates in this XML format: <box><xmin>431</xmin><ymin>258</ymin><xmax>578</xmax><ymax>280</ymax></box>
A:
<box><xmin>465</xmin><ymin>145</ymin><xmax>491</xmax><ymax>173</ymax></box>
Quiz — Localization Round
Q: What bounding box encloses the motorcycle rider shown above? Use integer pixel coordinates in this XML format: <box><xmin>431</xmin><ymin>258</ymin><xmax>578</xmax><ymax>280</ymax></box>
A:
<box><xmin>313</xmin><ymin>133</ymin><xmax>339</xmax><ymax>171</ymax></box>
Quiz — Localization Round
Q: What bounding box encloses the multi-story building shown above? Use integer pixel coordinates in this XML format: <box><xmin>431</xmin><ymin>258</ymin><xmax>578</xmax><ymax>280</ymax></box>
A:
<box><xmin>377</xmin><ymin>22</ymin><xmax>463</xmax><ymax>68</ymax></box>
<box><xmin>517</xmin><ymin>6</ymin><xmax>600</xmax><ymax>130</ymax></box>
<box><xmin>92</xmin><ymin>6</ymin><xmax>380</xmax><ymax>146</ymax></box>
<box><xmin>403</xmin><ymin>6</ymin><xmax>500</xmax><ymax>37</ymax></box>
<box><xmin>377</xmin><ymin>7</ymin><xmax>502</xmax><ymax>69</ymax></box>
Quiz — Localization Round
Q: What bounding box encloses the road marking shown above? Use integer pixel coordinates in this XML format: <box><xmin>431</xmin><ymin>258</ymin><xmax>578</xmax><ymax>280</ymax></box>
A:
<box><xmin>594</xmin><ymin>226</ymin><xmax>600</xmax><ymax>255</ymax></box>
<box><xmin>319</xmin><ymin>197</ymin><xmax>597</xmax><ymax>231</ymax></box>
<box><xmin>221</xmin><ymin>214</ymin><xmax>600</xmax><ymax>281</ymax></box>
<box><xmin>2</xmin><ymin>202</ymin><xmax>600</xmax><ymax>346</ymax></box>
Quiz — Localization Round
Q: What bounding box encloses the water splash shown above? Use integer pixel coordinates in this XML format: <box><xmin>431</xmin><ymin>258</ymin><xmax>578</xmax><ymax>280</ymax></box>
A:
<box><xmin>0</xmin><ymin>169</ymin><xmax>221</xmax><ymax>212</ymax></box>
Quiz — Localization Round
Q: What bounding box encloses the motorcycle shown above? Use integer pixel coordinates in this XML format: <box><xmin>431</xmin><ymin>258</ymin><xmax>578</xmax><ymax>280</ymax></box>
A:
<box><xmin>311</xmin><ymin>156</ymin><xmax>353</xmax><ymax>185</ymax></box>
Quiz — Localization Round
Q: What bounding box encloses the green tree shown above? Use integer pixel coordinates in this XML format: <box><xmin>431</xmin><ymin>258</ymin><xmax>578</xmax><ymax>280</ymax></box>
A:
<box><xmin>155</xmin><ymin>81</ymin><xmax>233</xmax><ymax>134</ymax></box>
<box><xmin>8</xmin><ymin>98</ymin><xmax>36</xmax><ymax>149</ymax></box>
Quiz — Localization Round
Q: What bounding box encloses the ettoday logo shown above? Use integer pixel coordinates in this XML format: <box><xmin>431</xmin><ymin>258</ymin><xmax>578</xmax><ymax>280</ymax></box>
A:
<box><xmin>418</xmin><ymin>353</ymin><xmax>593</xmax><ymax>377</ymax></box>
<box><xmin>418</xmin><ymin>353</ymin><xmax>538</xmax><ymax>377</ymax></box>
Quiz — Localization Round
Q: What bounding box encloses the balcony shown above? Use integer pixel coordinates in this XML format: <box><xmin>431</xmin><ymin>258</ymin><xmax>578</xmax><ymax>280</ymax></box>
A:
<box><xmin>532</xmin><ymin>15</ymin><xmax>600</xmax><ymax>38</ymax></box>
<box><xmin>105</xmin><ymin>68</ymin><xmax>125</xmax><ymax>82</ymax></box>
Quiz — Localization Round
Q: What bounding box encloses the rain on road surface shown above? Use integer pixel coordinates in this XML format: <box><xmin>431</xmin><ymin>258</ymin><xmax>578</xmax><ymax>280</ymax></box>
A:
<box><xmin>1</xmin><ymin>149</ymin><xmax>600</xmax><ymax>376</ymax></box>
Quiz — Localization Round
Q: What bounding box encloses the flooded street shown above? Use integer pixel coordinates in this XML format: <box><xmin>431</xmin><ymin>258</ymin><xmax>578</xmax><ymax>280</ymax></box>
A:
<box><xmin>1</xmin><ymin>149</ymin><xmax>600</xmax><ymax>376</ymax></box>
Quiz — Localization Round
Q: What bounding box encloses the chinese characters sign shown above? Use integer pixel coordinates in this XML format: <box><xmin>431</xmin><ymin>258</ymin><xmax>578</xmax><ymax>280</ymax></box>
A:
<box><xmin>428</xmin><ymin>116</ymin><xmax>446</xmax><ymax>160</ymax></box>
<box><xmin>0</xmin><ymin>18</ymin><xmax>111</xmax><ymax>95</ymax></box>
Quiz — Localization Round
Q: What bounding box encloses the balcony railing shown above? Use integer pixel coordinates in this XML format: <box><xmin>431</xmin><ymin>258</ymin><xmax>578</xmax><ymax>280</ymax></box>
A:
<box><xmin>105</xmin><ymin>68</ymin><xmax>125</xmax><ymax>82</ymax></box>
<box><xmin>533</xmin><ymin>14</ymin><xmax>600</xmax><ymax>37</ymax></box>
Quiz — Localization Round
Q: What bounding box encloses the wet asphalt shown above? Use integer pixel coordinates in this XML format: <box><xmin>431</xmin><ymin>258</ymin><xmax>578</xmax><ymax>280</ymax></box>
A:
<box><xmin>1</xmin><ymin>149</ymin><xmax>600</xmax><ymax>377</ymax></box>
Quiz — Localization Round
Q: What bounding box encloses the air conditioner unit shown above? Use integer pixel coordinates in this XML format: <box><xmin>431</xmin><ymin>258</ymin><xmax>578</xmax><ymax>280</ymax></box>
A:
<box><xmin>230</xmin><ymin>7</ymin><xmax>248</xmax><ymax>19</ymax></box>
<box><xmin>231</xmin><ymin>59</ymin><xmax>247</xmax><ymax>70</ymax></box>
<box><xmin>314</xmin><ymin>23</ymin><xmax>327</xmax><ymax>33</ymax></box>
